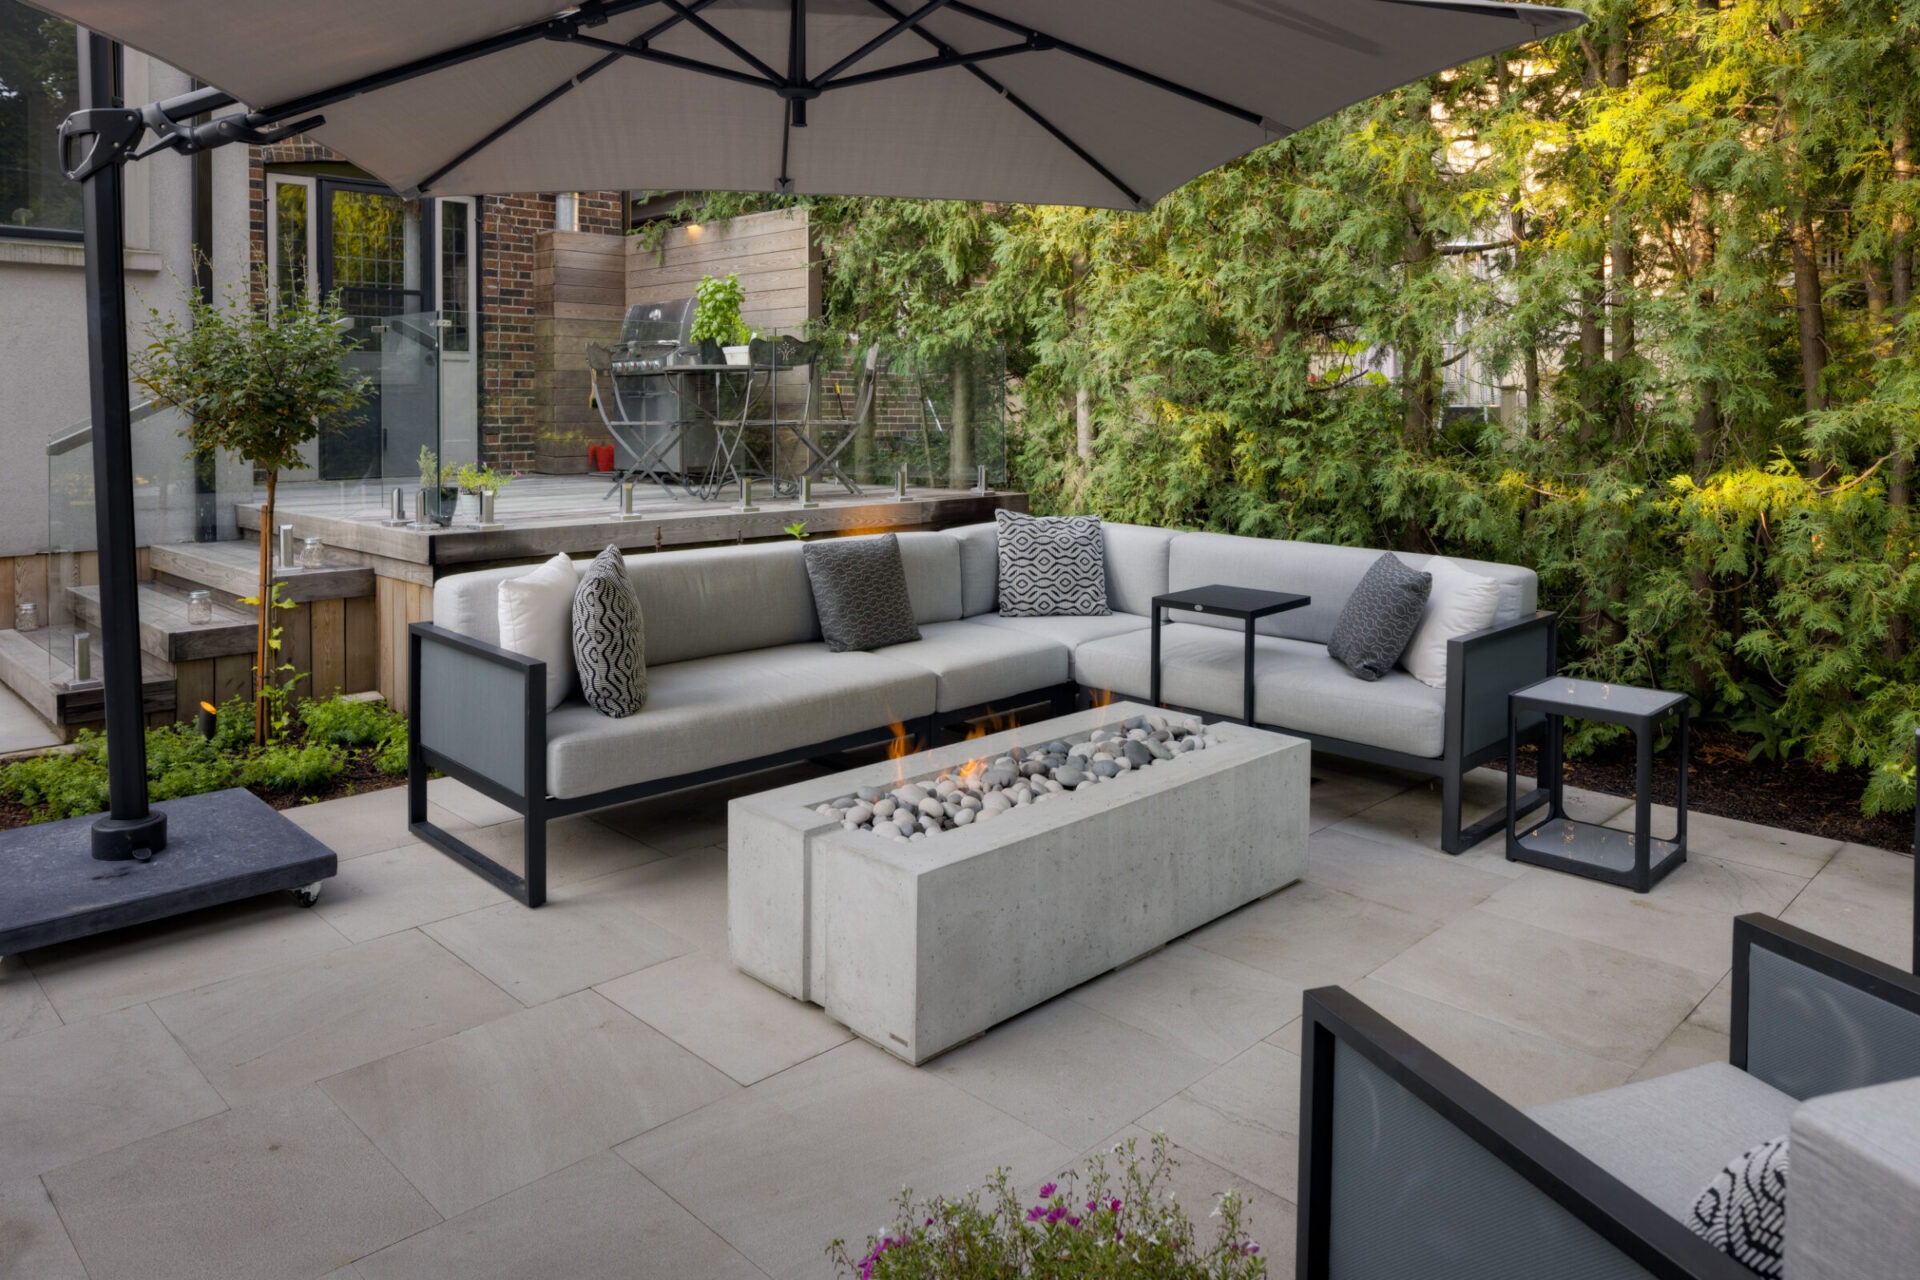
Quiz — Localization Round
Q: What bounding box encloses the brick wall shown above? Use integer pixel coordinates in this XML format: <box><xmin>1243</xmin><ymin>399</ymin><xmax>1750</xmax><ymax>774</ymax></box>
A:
<box><xmin>480</xmin><ymin>192</ymin><xmax>624</xmax><ymax>470</ymax></box>
<box><xmin>243</xmin><ymin>144</ymin><xmax>625</xmax><ymax>471</ymax></box>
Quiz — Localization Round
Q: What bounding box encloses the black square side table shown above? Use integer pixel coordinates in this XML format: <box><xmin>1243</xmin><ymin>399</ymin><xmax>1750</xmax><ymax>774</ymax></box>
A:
<box><xmin>1150</xmin><ymin>585</ymin><xmax>1308</xmax><ymax>725</ymax></box>
<box><xmin>1506</xmin><ymin>677</ymin><xmax>1689</xmax><ymax>893</ymax></box>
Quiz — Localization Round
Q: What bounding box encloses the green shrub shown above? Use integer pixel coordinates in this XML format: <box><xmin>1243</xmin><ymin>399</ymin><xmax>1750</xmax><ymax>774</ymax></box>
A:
<box><xmin>300</xmin><ymin>695</ymin><xmax>404</xmax><ymax>747</ymax></box>
<box><xmin>145</xmin><ymin>723</ymin><xmax>240</xmax><ymax>800</ymax></box>
<box><xmin>829</xmin><ymin>1135</ymin><xmax>1266</xmax><ymax>1280</ymax></box>
<box><xmin>238</xmin><ymin>742</ymin><xmax>345</xmax><ymax>791</ymax></box>
<box><xmin>0</xmin><ymin>733</ymin><xmax>110</xmax><ymax>821</ymax></box>
<box><xmin>371</xmin><ymin>721</ymin><xmax>409</xmax><ymax>776</ymax></box>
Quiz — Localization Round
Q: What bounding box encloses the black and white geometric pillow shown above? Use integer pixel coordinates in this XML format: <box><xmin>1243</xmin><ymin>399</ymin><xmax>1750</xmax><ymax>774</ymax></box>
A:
<box><xmin>572</xmin><ymin>545</ymin><xmax>647</xmax><ymax>718</ymax></box>
<box><xmin>995</xmin><ymin>509</ymin><xmax>1111</xmax><ymax>617</ymax></box>
<box><xmin>1689</xmin><ymin>1135</ymin><xmax>1789</xmax><ymax>1279</ymax></box>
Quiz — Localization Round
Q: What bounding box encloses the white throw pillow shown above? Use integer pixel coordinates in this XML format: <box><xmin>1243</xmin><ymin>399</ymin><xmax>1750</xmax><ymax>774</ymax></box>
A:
<box><xmin>497</xmin><ymin>553</ymin><xmax>579</xmax><ymax>711</ymax></box>
<box><xmin>1400</xmin><ymin>558</ymin><xmax>1502</xmax><ymax>689</ymax></box>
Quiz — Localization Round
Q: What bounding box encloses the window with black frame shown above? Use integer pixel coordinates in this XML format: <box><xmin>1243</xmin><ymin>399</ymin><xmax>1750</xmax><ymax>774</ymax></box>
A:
<box><xmin>0</xmin><ymin>0</ymin><xmax>80</xmax><ymax>238</ymax></box>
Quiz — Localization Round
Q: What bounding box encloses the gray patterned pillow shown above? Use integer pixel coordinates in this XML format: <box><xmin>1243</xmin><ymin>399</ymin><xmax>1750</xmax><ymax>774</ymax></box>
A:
<box><xmin>803</xmin><ymin>534</ymin><xmax>921</xmax><ymax>652</ymax></box>
<box><xmin>572</xmin><ymin>546</ymin><xmax>647</xmax><ymax>717</ymax></box>
<box><xmin>1327</xmin><ymin>553</ymin><xmax>1431</xmax><ymax>681</ymax></box>
<box><xmin>995</xmin><ymin>510</ymin><xmax>1110</xmax><ymax>617</ymax></box>
<box><xmin>1689</xmin><ymin>1136</ymin><xmax>1788</xmax><ymax>1279</ymax></box>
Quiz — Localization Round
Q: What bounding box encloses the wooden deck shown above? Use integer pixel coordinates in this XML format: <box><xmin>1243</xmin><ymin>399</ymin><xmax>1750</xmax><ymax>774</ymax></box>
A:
<box><xmin>241</xmin><ymin>475</ymin><xmax>1026</xmax><ymax>583</ymax></box>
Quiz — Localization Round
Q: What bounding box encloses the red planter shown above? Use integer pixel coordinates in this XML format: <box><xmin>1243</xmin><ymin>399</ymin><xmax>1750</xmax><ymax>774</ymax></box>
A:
<box><xmin>590</xmin><ymin>444</ymin><xmax>614</xmax><ymax>473</ymax></box>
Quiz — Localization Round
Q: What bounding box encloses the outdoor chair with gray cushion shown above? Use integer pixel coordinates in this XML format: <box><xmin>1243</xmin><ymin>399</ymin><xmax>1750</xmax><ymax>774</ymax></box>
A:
<box><xmin>1296</xmin><ymin>915</ymin><xmax>1920</xmax><ymax>1279</ymax></box>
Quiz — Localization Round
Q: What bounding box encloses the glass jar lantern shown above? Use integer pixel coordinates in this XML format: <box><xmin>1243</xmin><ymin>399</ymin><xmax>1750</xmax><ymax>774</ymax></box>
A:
<box><xmin>13</xmin><ymin>601</ymin><xmax>37</xmax><ymax>632</ymax></box>
<box><xmin>299</xmin><ymin>537</ymin><xmax>325</xmax><ymax>571</ymax></box>
<box><xmin>186</xmin><ymin>590</ymin><xmax>214</xmax><ymax>626</ymax></box>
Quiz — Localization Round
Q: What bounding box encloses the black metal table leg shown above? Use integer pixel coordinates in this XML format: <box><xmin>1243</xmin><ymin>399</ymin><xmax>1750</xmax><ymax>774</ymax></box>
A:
<box><xmin>1242</xmin><ymin>615</ymin><xmax>1256</xmax><ymax>725</ymax></box>
<box><xmin>1150</xmin><ymin>604</ymin><xmax>1163</xmax><ymax>707</ymax></box>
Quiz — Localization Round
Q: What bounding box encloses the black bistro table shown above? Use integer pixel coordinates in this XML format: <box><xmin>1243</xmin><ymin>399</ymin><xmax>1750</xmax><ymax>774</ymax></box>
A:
<box><xmin>1506</xmin><ymin>676</ymin><xmax>1689</xmax><ymax>893</ymax></box>
<box><xmin>1150</xmin><ymin>585</ymin><xmax>1309</xmax><ymax>726</ymax></box>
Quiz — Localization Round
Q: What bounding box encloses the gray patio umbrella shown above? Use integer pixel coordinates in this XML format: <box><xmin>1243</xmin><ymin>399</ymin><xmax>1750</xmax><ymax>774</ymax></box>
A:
<box><xmin>31</xmin><ymin>0</ymin><xmax>1581</xmax><ymax>857</ymax></box>
<box><xmin>37</xmin><ymin>0</ymin><xmax>1581</xmax><ymax>209</ymax></box>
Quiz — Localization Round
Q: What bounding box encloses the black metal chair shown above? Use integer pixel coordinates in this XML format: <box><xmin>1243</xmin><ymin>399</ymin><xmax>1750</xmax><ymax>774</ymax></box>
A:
<box><xmin>1296</xmin><ymin>915</ymin><xmax>1920</xmax><ymax>1279</ymax></box>
<box><xmin>586</xmin><ymin>342</ymin><xmax>687</xmax><ymax>500</ymax></box>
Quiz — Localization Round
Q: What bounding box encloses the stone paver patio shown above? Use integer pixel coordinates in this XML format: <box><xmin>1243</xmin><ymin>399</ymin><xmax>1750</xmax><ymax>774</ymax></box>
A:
<box><xmin>0</xmin><ymin>759</ymin><xmax>1909</xmax><ymax>1279</ymax></box>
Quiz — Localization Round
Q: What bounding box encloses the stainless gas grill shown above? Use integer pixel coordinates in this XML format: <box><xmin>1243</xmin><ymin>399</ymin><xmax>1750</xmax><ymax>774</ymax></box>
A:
<box><xmin>587</xmin><ymin>298</ymin><xmax>722</xmax><ymax>491</ymax></box>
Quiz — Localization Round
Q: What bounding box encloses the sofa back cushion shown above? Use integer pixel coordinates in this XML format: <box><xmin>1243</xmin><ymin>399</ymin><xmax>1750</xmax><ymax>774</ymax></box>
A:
<box><xmin>894</xmin><ymin>531</ymin><xmax>963</xmax><ymax>625</ymax></box>
<box><xmin>945</xmin><ymin>519</ymin><xmax>1174</xmax><ymax>618</ymax></box>
<box><xmin>629</xmin><ymin>542</ymin><xmax>818</xmax><ymax>666</ymax></box>
<box><xmin>1167</xmin><ymin>533</ymin><xmax>1538</xmax><ymax>645</ymax></box>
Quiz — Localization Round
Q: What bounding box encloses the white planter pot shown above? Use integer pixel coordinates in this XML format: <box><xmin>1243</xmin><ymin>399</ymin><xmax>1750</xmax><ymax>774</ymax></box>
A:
<box><xmin>723</xmin><ymin>345</ymin><xmax>751</xmax><ymax>366</ymax></box>
<box><xmin>456</xmin><ymin>492</ymin><xmax>480</xmax><ymax>519</ymax></box>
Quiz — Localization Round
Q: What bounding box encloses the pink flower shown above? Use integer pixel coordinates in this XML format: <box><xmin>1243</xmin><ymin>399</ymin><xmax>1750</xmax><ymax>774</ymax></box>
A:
<box><xmin>1046</xmin><ymin>1205</ymin><xmax>1068</xmax><ymax>1225</ymax></box>
<box><xmin>1038</xmin><ymin>1182</ymin><xmax>1058</xmax><ymax>1199</ymax></box>
<box><xmin>1066</xmin><ymin>1215</ymin><xmax>1082</xmax><ymax>1228</ymax></box>
<box><xmin>1027</xmin><ymin>1206</ymin><xmax>1048</xmax><ymax>1222</ymax></box>
<box><xmin>1109</xmin><ymin>1198</ymin><xmax>1123</xmax><ymax>1214</ymax></box>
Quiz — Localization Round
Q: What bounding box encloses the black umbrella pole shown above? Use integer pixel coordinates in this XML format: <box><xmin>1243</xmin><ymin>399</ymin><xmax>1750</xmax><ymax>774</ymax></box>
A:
<box><xmin>76</xmin><ymin>29</ymin><xmax>165</xmax><ymax>861</ymax></box>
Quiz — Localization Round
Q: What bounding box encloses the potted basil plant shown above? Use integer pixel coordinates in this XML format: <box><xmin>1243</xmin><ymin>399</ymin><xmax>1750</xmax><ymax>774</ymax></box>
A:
<box><xmin>692</xmin><ymin>272</ymin><xmax>753</xmax><ymax>365</ymax></box>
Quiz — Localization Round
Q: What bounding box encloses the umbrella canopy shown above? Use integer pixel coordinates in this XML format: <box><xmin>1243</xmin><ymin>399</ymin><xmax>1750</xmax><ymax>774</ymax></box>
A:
<box><xmin>33</xmin><ymin>0</ymin><xmax>1581</xmax><ymax>210</ymax></box>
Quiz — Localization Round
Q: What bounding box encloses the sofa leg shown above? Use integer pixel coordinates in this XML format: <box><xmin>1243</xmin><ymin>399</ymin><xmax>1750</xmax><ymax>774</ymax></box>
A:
<box><xmin>1439</xmin><ymin>769</ymin><xmax>1466</xmax><ymax>855</ymax></box>
<box><xmin>523</xmin><ymin>808</ymin><xmax>548</xmax><ymax>909</ymax></box>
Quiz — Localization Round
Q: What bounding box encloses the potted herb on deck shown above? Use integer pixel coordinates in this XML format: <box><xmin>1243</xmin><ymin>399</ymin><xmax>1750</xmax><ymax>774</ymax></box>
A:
<box><xmin>692</xmin><ymin>272</ymin><xmax>753</xmax><ymax>365</ymax></box>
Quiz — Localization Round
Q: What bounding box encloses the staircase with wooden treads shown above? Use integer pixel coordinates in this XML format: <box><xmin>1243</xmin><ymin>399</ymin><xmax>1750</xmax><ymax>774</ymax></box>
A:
<box><xmin>0</xmin><ymin>535</ymin><xmax>376</xmax><ymax>741</ymax></box>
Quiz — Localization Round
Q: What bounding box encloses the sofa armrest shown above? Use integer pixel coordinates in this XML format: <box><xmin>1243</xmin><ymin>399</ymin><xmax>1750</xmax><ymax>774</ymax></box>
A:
<box><xmin>1732</xmin><ymin>915</ymin><xmax>1920</xmax><ymax>1101</ymax></box>
<box><xmin>1785</xmin><ymin>1076</ymin><xmax>1920</xmax><ymax>1280</ymax></box>
<box><xmin>409</xmin><ymin>621</ymin><xmax>547</xmax><ymax>809</ymax></box>
<box><xmin>1447</xmin><ymin>609</ymin><xmax>1557</xmax><ymax>760</ymax></box>
<box><xmin>1298</xmin><ymin>987</ymin><xmax>1747</xmax><ymax>1279</ymax></box>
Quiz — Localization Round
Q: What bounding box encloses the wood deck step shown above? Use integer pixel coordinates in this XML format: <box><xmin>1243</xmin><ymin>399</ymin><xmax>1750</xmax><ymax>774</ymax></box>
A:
<box><xmin>0</xmin><ymin>628</ymin><xmax>175</xmax><ymax>728</ymax></box>
<box><xmin>148</xmin><ymin>539</ymin><xmax>374</xmax><ymax>605</ymax></box>
<box><xmin>67</xmin><ymin>583</ymin><xmax>256</xmax><ymax>663</ymax></box>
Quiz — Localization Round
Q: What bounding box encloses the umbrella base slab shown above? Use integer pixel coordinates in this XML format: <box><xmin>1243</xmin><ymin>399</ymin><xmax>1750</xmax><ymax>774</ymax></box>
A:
<box><xmin>0</xmin><ymin>787</ymin><xmax>337</xmax><ymax>956</ymax></box>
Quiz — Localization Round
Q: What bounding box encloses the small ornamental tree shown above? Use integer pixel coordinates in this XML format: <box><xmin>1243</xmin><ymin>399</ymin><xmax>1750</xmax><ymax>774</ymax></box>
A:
<box><xmin>133</xmin><ymin>284</ymin><xmax>367</xmax><ymax>744</ymax></box>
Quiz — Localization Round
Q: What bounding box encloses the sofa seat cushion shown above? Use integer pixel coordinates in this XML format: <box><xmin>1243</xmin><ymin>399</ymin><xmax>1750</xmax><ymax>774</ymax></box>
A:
<box><xmin>1526</xmin><ymin>1063</ymin><xmax>1800</xmax><ymax>1224</ymax></box>
<box><xmin>878</xmin><ymin>621</ymin><xmax>1070</xmax><ymax>712</ymax></box>
<box><xmin>964</xmin><ymin>611</ymin><xmax>1151</xmax><ymax>654</ymax></box>
<box><xmin>545</xmin><ymin>644</ymin><xmax>936</xmax><ymax>800</ymax></box>
<box><xmin>1071</xmin><ymin>623</ymin><xmax>1447</xmax><ymax>758</ymax></box>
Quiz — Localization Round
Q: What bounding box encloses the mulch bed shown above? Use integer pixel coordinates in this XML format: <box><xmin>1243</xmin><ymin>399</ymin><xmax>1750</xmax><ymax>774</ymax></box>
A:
<box><xmin>1485</xmin><ymin>722</ymin><xmax>1912</xmax><ymax>854</ymax></box>
<box><xmin>0</xmin><ymin>756</ymin><xmax>406</xmax><ymax>831</ymax></box>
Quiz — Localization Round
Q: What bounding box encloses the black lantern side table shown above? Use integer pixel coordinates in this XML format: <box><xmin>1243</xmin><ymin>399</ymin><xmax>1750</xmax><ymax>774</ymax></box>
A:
<box><xmin>1506</xmin><ymin>677</ymin><xmax>1688</xmax><ymax>893</ymax></box>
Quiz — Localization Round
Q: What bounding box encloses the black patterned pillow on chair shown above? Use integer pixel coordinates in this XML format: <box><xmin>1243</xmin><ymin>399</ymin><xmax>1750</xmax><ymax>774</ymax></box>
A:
<box><xmin>802</xmin><ymin>534</ymin><xmax>922</xmax><ymax>652</ymax></box>
<box><xmin>1689</xmin><ymin>1135</ymin><xmax>1788</xmax><ymax>1278</ymax></box>
<box><xmin>1327</xmin><ymin>552</ymin><xmax>1431</xmax><ymax>681</ymax></box>
<box><xmin>572</xmin><ymin>545</ymin><xmax>647</xmax><ymax>717</ymax></box>
<box><xmin>995</xmin><ymin>510</ymin><xmax>1110</xmax><ymax>617</ymax></box>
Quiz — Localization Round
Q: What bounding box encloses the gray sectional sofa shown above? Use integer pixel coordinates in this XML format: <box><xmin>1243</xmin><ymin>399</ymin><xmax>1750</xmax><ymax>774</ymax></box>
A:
<box><xmin>410</xmin><ymin>521</ymin><xmax>1554</xmax><ymax>905</ymax></box>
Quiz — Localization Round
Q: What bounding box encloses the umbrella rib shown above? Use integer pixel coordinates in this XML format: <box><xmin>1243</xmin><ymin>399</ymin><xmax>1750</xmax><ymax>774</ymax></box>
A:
<box><xmin>253</xmin><ymin>0</ymin><xmax>663</xmax><ymax>126</ymax></box>
<box><xmin>856</xmin><ymin>0</ymin><xmax>1143</xmax><ymax>208</ymax></box>
<box><xmin>659</xmin><ymin>0</ymin><xmax>789</xmax><ymax>86</ymax></box>
<box><xmin>811</xmin><ymin>0</ymin><xmax>958</xmax><ymax>87</ymax></box>
<box><xmin>413</xmin><ymin>0</ymin><xmax>734</xmax><ymax>195</ymax></box>
<box><xmin>817</xmin><ymin>41</ymin><xmax>1038</xmax><ymax>92</ymax></box>
<box><xmin>941</xmin><ymin>2</ymin><xmax>1274</xmax><ymax>131</ymax></box>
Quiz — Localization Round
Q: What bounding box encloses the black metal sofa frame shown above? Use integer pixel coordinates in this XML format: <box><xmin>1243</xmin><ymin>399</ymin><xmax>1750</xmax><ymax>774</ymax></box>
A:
<box><xmin>1144</xmin><ymin>610</ymin><xmax>1558</xmax><ymax>855</ymax></box>
<box><xmin>407</xmin><ymin>620</ymin><xmax>1078</xmax><ymax>907</ymax></box>
<box><xmin>1295</xmin><ymin>914</ymin><xmax>1920</xmax><ymax>1278</ymax></box>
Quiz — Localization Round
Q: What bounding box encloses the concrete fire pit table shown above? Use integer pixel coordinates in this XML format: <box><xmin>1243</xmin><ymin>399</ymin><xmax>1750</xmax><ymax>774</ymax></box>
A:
<box><xmin>728</xmin><ymin>701</ymin><xmax>1308</xmax><ymax>1064</ymax></box>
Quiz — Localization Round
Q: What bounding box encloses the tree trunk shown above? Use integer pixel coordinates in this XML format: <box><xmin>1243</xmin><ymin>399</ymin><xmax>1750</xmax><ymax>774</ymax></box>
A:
<box><xmin>1895</xmin><ymin>120</ymin><xmax>1913</xmax><ymax>319</ymax></box>
<box><xmin>947</xmin><ymin>350</ymin><xmax>974</xmax><ymax>489</ymax></box>
<box><xmin>1401</xmin><ymin>194</ymin><xmax>1438</xmax><ymax>448</ymax></box>
<box><xmin>1606</xmin><ymin>25</ymin><xmax>1635</xmax><ymax>442</ymax></box>
<box><xmin>1789</xmin><ymin>209</ymin><xmax>1829</xmax><ymax>418</ymax></box>
<box><xmin>254</xmin><ymin>469</ymin><xmax>276</xmax><ymax>744</ymax></box>
<box><xmin>1577</xmin><ymin>248</ymin><xmax>1606</xmax><ymax>441</ymax></box>
<box><xmin>1888</xmin><ymin>120</ymin><xmax>1913</xmax><ymax>663</ymax></box>
<box><xmin>1075</xmin><ymin>387</ymin><xmax>1094</xmax><ymax>461</ymax></box>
